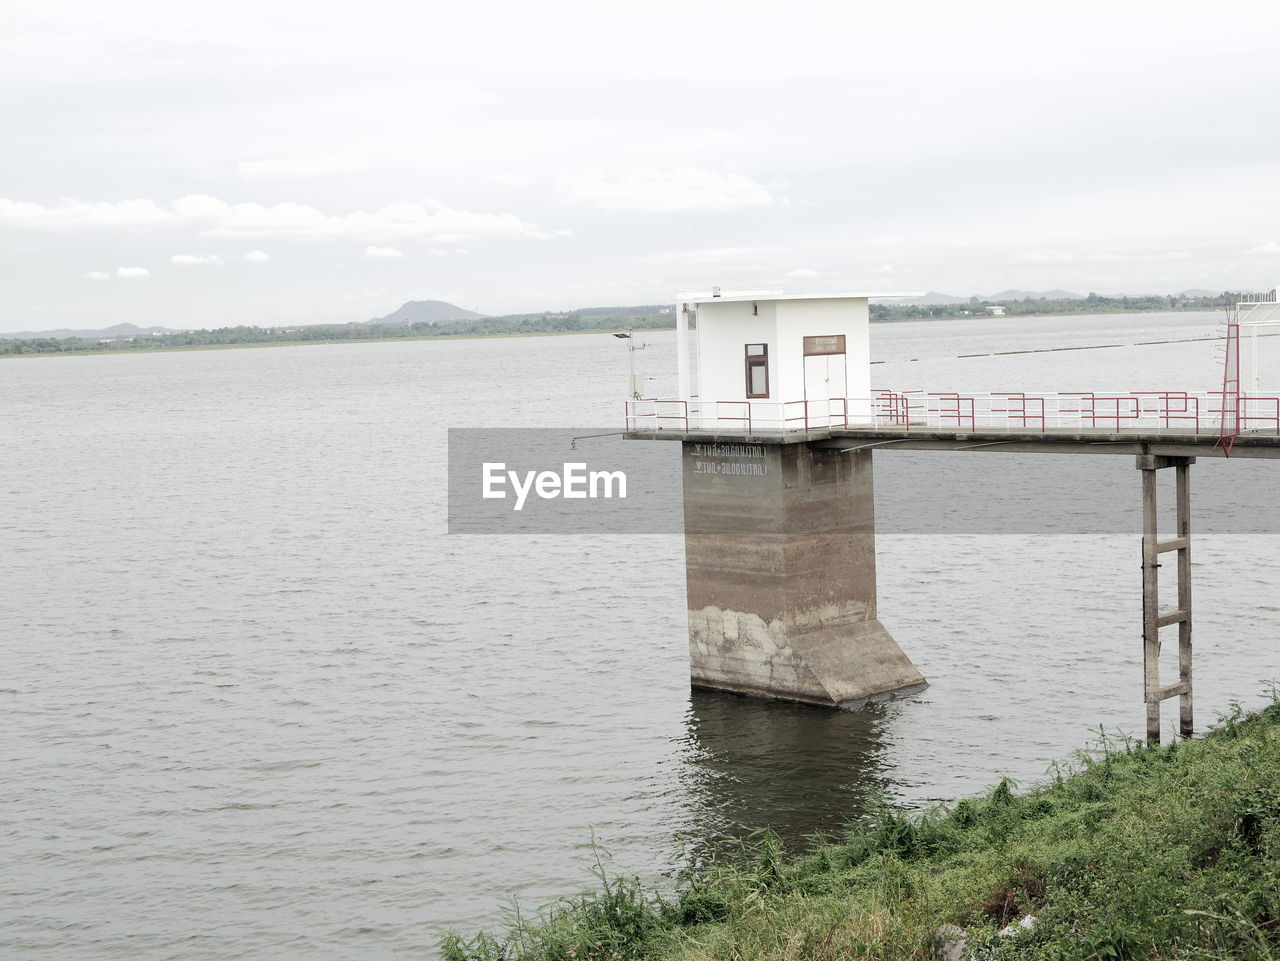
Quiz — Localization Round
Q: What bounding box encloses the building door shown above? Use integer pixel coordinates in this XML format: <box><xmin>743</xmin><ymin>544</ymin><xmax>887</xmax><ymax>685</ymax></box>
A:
<box><xmin>802</xmin><ymin>335</ymin><xmax>848</xmax><ymax>426</ymax></box>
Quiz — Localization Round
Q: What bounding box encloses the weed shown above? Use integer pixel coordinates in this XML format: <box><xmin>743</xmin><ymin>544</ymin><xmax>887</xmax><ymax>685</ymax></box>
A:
<box><xmin>441</xmin><ymin>704</ymin><xmax>1280</xmax><ymax>961</ymax></box>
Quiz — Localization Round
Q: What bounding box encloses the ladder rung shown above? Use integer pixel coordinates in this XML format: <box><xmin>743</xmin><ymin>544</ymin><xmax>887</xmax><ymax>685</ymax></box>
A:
<box><xmin>1156</xmin><ymin>537</ymin><xmax>1189</xmax><ymax>553</ymax></box>
<box><xmin>1157</xmin><ymin>609</ymin><xmax>1190</xmax><ymax>628</ymax></box>
<box><xmin>1148</xmin><ymin>681</ymin><xmax>1190</xmax><ymax>702</ymax></box>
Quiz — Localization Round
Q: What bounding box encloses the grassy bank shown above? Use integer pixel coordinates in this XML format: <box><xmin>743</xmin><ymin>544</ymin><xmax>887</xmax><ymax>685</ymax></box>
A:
<box><xmin>443</xmin><ymin>700</ymin><xmax>1280</xmax><ymax>961</ymax></box>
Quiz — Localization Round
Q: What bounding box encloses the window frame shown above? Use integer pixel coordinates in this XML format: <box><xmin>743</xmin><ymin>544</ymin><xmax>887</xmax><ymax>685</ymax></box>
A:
<box><xmin>744</xmin><ymin>343</ymin><xmax>770</xmax><ymax>398</ymax></box>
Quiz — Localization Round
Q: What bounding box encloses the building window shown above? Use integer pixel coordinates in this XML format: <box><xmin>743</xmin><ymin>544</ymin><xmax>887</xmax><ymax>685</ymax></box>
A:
<box><xmin>745</xmin><ymin>344</ymin><xmax>769</xmax><ymax>398</ymax></box>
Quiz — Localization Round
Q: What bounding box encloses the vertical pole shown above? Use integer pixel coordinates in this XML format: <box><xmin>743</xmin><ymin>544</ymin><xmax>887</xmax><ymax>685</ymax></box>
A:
<box><xmin>628</xmin><ymin>331</ymin><xmax>637</xmax><ymax>399</ymax></box>
<box><xmin>1252</xmin><ymin>325</ymin><xmax>1259</xmax><ymax>395</ymax></box>
<box><xmin>1176</xmin><ymin>461</ymin><xmax>1194</xmax><ymax>738</ymax></box>
<box><xmin>1140</xmin><ymin>464</ymin><xmax>1161</xmax><ymax>743</ymax></box>
<box><xmin>676</xmin><ymin>300</ymin><xmax>691</xmax><ymax>403</ymax></box>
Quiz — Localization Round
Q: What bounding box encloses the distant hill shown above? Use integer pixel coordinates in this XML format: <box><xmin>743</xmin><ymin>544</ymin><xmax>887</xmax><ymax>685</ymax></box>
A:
<box><xmin>365</xmin><ymin>300</ymin><xmax>483</xmax><ymax>325</ymax></box>
<box><xmin>574</xmin><ymin>304</ymin><xmax>669</xmax><ymax>318</ymax></box>
<box><xmin>5</xmin><ymin>288</ymin><xmax>1261</xmax><ymax>346</ymax></box>
<box><xmin>878</xmin><ymin>291</ymin><xmax>969</xmax><ymax>306</ymax></box>
<box><xmin>985</xmin><ymin>289</ymin><xmax>1084</xmax><ymax>301</ymax></box>
<box><xmin>4</xmin><ymin>321</ymin><xmax>184</xmax><ymax>340</ymax></box>
<box><xmin>878</xmin><ymin>290</ymin><xmax>1085</xmax><ymax>306</ymax></box>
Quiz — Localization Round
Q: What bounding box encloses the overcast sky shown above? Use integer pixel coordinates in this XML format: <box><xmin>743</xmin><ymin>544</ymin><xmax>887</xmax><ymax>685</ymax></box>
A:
<box><xmin>4</xmin><ymin>0</ymin><xmax>1280</xmax><ymax>332</ymax></box>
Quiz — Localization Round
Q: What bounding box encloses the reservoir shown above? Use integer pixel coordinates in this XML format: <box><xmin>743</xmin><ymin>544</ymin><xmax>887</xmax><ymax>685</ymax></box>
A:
<box><xmin>4</xmin><ymin>310</ymin><xmax>1280</xmax><ymax>960</ymax></box>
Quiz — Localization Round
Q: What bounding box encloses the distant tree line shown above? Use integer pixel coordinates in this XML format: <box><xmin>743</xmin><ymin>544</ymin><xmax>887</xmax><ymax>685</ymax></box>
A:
<box><xmin>0</xmin><ymin>310</ymin><xmax>675</xmax><ymax>356</ymax></box>
<box><xmin>0</xmin><ymin>292</ymin><xmax>1262</xmax><ymax>357</ymax></box>
<box><xmin>869</xmin><ymin>291</ymin><xmax>1252</xmax><ymax>321</ymax></box>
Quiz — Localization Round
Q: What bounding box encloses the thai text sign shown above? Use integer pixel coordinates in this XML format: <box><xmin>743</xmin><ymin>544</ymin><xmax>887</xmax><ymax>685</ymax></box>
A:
<box><xmin>803</xmin><ymin>334</ymin><xmax>846</xmax><ymax>356</ymax></box>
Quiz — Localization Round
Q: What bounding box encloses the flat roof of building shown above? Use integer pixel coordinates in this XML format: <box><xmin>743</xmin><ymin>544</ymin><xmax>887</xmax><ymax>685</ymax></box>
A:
<box><xmin>676</xmin><ymin>290</ymin><xmax>924</xmax><ymax>305</ymax></box>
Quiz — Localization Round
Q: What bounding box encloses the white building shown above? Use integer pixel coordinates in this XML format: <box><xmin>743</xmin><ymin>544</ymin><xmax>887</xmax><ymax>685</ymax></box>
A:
<box><xmin>667</xmin><ymin>289</ymin><xmax>920</xmax><ymax>431</ymax></box>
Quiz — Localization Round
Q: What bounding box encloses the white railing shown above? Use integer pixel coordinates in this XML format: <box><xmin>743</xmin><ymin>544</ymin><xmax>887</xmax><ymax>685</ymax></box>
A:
<box><xmin>624</xmin><ymin>390</ymin><xmax>1280</xmax><ymax>436</ymax></box>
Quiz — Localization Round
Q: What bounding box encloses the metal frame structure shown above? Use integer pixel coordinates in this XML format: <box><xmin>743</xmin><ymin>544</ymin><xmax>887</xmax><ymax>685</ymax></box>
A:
<box><xmin>625</xmin><ymin>389</ymin><xmax>1280</xmax><ymax>436</ymax></box>
<box><xmin>1241</xmin><ymin>290</ymin><xmax>1280</xmax><ymax>394</ymax></box>
<box><xmin>631</xmin><ymin>293</ymin><xmax>1280</xmax><ymax>738</ymax></box>
<box><xmin>1137</xmin><ymin>454</ymin><xmax>1194</xmax><ymax>743</ymax></box>
<box><xmin>1216</xmin><ymin>292</ymin><xmax>1280</xmax><ymax>455</ymax></box>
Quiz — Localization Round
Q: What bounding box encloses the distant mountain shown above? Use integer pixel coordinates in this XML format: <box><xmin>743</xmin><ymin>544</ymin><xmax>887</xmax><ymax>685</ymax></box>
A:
<box><xmin>1176</xmin><ymin>288</ymin><xmax>1226</xmax><ymax>298</ymax></box>
<box><xmin>985</xmin><ymin>289</ymin><xmax>1085</xmax><ymax>301</ymax></box>
<box><xmin>3</xmin><ymin>321</ymin><xmax>184</xmax><ymax>340</ymax></box>
<box><xmin>876</xmin><ymin>290</ymin><xmax>1086</xmax><ymax>306</ymax></box>
<box><xmin>875</xmin><ymin>291</ymin><xmax>968</xmax><ymax>306</ymax></box>
<box><xmin>366</xmin><ymin>300</ymin><xmax>483</xmax><ymax>325</ymax></box>
<box><xmin>574</xmin><ymin>304</ymin><xmax>669</xmax><ymax>318</ymax></box>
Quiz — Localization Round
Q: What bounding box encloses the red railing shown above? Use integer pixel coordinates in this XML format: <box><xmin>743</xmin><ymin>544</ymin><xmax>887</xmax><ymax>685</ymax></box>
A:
<box><xmin>1241</xmin><ymin>396</ymin><xmax>1280</xmax><ymax>435</ymax></box>
<box><xmin>1058</xmin><ymin>392</ymin><xmax>1144</xmax><ymax>430</ymax></box>
<box><xmin>875</xmin><ymin>390</ymin><xmax>911</xmax><ymax>427</ymax></box>
<box><xmin>625</xmin><ymin>391</ymin><xmax>1280</xmax><ymax>437</ymax></box>
<box><xmin>931</xmin><ymin>392</ymin><xmax>976</xmax><ymax>431</ymax></box>
<box><xmin>1131</xmin><ymin>392</ymin><xmax>1201</xmax><ymax>434</ymax></box>
<box><xmin>782</xmin><ymin>399</ymin><xmax>813</xmax><ymax>431</ymax></box>
<box><xmin>715</xmin><ymin>400</ymin><xmax>752</xmax><ymax>435</ymax></box>
<box><xmin>991</xmin><ymin>392</ymin><xmax>1046</xmax><ymax>431</ymax></box>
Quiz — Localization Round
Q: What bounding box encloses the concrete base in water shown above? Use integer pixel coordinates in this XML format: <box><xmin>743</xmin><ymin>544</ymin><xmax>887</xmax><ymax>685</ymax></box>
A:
<box><xmin>682</xmin><ymin>440</ymin><xmax>925</xmax><ymax>709</ymax></box>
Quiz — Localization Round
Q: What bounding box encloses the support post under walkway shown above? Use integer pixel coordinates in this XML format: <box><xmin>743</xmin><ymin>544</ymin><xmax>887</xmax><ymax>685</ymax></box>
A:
<box><xmin>1137</xmin><ymin>454</ymin><xmax>1194</xmax><ymax>744</ymax></box>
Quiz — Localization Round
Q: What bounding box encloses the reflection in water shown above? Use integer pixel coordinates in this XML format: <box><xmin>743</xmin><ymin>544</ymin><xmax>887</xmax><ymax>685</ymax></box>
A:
<box><xmin>674</xmin><ymin>690</ymin><xmax>893</xmax><ymax>852</ymax></box>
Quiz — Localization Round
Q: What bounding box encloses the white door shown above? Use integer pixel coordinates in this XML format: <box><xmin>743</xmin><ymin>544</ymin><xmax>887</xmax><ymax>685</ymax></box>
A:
<box><xmin>803</xmin><ymin>353</ymin><xmax>847</xmax><ymax>426</ymax></box>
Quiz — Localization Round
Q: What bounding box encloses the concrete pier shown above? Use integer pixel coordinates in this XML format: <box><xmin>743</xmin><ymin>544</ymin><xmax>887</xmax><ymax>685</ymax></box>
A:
<box><xmin>682</xmin><ymin>439</ymin><xmax>925</xmax><ymax>708</ymax></box>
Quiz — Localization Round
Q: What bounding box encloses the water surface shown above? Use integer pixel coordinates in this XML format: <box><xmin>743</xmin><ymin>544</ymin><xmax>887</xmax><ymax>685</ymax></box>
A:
<box><xmin>4</xmin><ymin>311</ymin><xmax>1279</xmax><ymax>960</ymax></box>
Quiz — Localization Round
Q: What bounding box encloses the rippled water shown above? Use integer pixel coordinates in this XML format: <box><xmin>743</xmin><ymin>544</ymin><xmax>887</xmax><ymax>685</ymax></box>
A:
<box><xmin>4</xmin><ymin>312</ymin><xmax>1280</xmax><ymax>961</ymax></box>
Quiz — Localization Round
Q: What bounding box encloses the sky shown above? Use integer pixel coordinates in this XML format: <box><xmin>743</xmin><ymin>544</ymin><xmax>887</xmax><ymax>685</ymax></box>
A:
<box><xmin>3</xmin><ymin>0</ymin><xmax>1280</xmax><ymax>332</ymax></box>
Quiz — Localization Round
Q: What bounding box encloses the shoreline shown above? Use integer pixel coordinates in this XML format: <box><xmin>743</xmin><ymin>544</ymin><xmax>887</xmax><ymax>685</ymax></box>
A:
<box><xmin>443</xmin><ymin>700</ymin><xmax>1280</xmax><ymax>961</ymax></box>
<box><xmin>0</xmin><ymin>306</ymin><xmax>1231</xmax><ymax>360</ymax></box>
<box><xmin>0</xmin><ymin>326</ymin><xmax>656</xmax><ymax>359</ymax></box>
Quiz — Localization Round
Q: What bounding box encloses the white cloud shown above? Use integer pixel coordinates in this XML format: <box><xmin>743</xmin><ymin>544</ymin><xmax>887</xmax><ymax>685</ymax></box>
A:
<box><xmin>237</xmin><ymin>156</ymin><xmax>369</xmax><ymax>180</ymax></box>
<box><xmin>182</xmin><ymin>195</ymin><xmax>550</xmax><ymax>243</ymax></box>
<box><xmin>0</xmin><ymin>194</ymin><xmax>554</xmax><ymax>244</ymax></box>
<box><xmin>84</xmin><ymin>270</ymin><xmax>110</xmax><ymax>280</ymax></box>
<box><xmin>1013</xmin><ymin>251</ymin><xmax>1077</xmax><ymax>266</ymax></box>
<box><xmin>566</xmin><ymin>168</ymin><xmax>779</xmax><ymax>212</ymax></box>
<box><xmin>785</xmin><ymin>267</ymin><xmax>819</xmax><ymax>279</ymax></box>
<box><xmin>1</xmin><ymin>197</ymin><xmax>173</xmax><ymax>230</ymax></box>
<box><xmin>244</xmin><ymin>250</ymin><xmax>271</xmax><ymax>263</ymax></box>
<box><xmin>643</xmin><ymin>246</ymin><xmax>764</xmax><ymax>265</ymax></box>
<box><xmin>170</xmin><ymin>253</ymin><xmax>222</xmax><ymax>265</ymax></box>
<box><xmin>1250</xmin><ymin>241</ymin><xmax>1280</xmax><ymax>256</ymax></box>
<box><xmin>1014</xmin><ymin>249</ymin><xmax>1195</xmax><ymax>266</ymax></box>
<box><xmin>365</xmin><ymin>245</ymin><xmax>404</xmax><ymax>258</ymax></box>
<box><xmin>116</xmin><ymin>266</ymin><xmax>150</xmax><ymax>279</ymax></box>
<box><xmin>488</xmin><ymin>172</ymin><xmax>533</xmax><ymax>187</ymax></box>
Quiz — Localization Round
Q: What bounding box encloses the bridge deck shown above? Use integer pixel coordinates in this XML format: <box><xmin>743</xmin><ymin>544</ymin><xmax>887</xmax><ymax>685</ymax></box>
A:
<box><xmin>625</xmin><ymin>426</ymin><xmax>1280</xmax><ymax>458</ymax></box>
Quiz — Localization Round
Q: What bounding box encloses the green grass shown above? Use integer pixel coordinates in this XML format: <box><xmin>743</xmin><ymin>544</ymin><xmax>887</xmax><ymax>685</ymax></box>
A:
<box><xmin>442</xmin><ymin>698</ymin><xmax>1280</xmax><ymax>961</ymax></box>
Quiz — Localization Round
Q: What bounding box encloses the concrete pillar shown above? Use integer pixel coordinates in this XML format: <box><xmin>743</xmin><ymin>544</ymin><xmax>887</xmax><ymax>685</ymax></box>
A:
<box><xmin>682</xmin><ymin>439</ymin><xmax>925</xmax><ymax>709</ymax></box>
